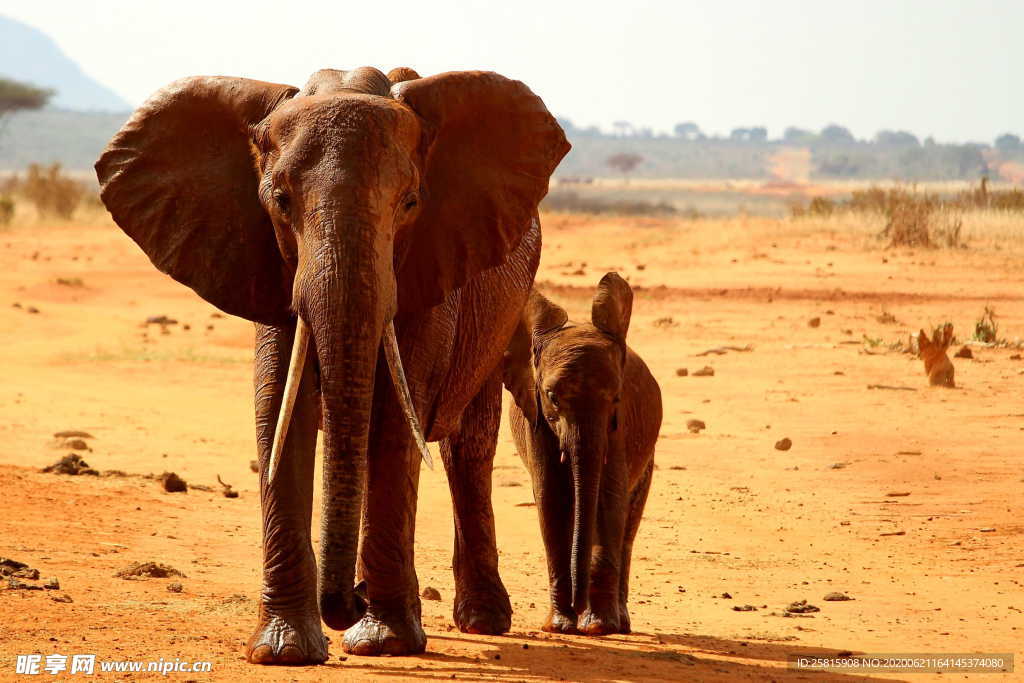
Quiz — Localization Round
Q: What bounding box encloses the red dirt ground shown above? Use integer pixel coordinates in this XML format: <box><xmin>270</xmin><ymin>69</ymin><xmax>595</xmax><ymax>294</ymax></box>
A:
<box><xmin>1</xmin><ymin>212</ymin><xmax>1021</xmax><ymax>681</ymax></box>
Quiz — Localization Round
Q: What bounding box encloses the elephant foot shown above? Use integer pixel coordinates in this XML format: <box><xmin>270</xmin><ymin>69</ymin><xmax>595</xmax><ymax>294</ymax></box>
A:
<box><xmin>245</xmin><ymin>609</ymin><xmax>328</xmax><ymax>665</ymax></box>
<box><xmin>342</xmin><ymin>603</ymin><xmax>426</xmax><ymax>656</ymax></box>
<box><xmin>454</xmin><ymin>590</ymin><xmax>512</xmax><ymax>635</ymax></box>
<box><xmin>619</xmin><ymin>606</ymin><xmax>632</xmax><ymax>634</ymax></box>
<box><xmin>541</xmin><ymin>608</ymin><xmax>579</xmax><ymax>634</ymax></box>
<box><xmin>578</xmin><ymin>607</ymin><xmax>623</xmax><ymax>636</ymax></box>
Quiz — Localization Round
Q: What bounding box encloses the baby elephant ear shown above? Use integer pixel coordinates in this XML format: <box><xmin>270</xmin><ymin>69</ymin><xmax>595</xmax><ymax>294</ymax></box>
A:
<box><xmin>393</xmin><ymin>71</ymin><xmax>570</xmax><ymax>311</ymax></box>
<box><xmin>592</xmin><ymin>272</ymin><xmax>633</xmax><ymax>343</ymax></box>
<box><xmin>525</xmin><ymin>290</ymin><xmax>568</xmax><ymax>339</ymax></box>
<box><xmin>95</xmin><ymin>76</ymin><xmax>298</xmax><ymax>325</ymax></box>
<box><xmin>504</xmin><ymin>290</ymin><xmax>567</xmax><ymax>426</ymax></box>
<box><xmin>503</xmin><ymin>317</ymin><xmax>538</xmax><ymax>425</ymax></box>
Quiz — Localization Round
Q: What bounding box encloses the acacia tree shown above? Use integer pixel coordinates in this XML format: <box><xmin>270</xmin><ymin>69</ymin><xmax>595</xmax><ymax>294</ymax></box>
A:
<box><xmin>673</xmin><ymin>121</ymin><xmax>701</xmax><ymax>140</ymax></box>
<box><xmin>0</xmin><ymin>77</ymin><xmax>52</xmax><ymax>121</ymax></box>
<box><xmin>606</xmin><ymin>152</ymin><xmax>644</xmax><ymax>181</ymax></box>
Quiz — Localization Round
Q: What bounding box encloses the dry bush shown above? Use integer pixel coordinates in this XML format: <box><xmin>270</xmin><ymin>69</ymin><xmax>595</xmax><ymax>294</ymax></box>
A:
<box><xmin>879</xmin><ymin>192</ymin><xmax>935</xmax><ymax>247</ymax></box>
<box><xmin>6</xmin><ymin>163</ymin><xmax>86</xmax><ymax>220</ymax></box>
<box><xmin>790</xmin><ymin>182</ymin><xmax>1011</xmax><ymax>248</ymax></box>
<box><xmin>542</xmin><ymin>189</ymin><xmax>679</xmax><ymax>216</ymax></box>
<box><xmin>0</xmin><ymin>195</ymin><xmax>13</xmax><ymax>226</ymax></box>
<box><xmin>973</xmin><ymin>305</ymin><xmax>999</xmax><ymax>343</ymax></box>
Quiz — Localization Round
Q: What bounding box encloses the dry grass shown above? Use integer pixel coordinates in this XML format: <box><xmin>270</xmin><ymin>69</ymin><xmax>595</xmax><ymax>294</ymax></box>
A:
<box><xmin>0</xmin><ymin>164</ymin><xmax>105</xmax><ymax>229</ymax></box>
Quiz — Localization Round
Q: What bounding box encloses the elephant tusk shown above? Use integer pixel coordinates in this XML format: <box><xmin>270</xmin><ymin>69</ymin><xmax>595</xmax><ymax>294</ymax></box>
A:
<box><xmin>383</xmin><ymin>321</ymin><xmax>434</xmax><ymax>470</ymax></box>
<box><xmin>267</xmin><ymin>316</ymin><xmax>310</xmax><ymax>482</ymax></box>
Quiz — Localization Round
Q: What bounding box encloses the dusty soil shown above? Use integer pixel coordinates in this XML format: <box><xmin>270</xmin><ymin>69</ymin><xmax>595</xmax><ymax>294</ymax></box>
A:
<box><xmin>1</xmin><ymin>212</ymin><xmax>1021</xmax><ymax>681</ymax></box>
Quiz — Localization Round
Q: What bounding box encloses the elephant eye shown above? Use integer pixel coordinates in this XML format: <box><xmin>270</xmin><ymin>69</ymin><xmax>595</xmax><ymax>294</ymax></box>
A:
<box><xmin>546</xmin><ymin>390</ymin><xmax>559</xmax><ymax>408</ymax></box>
<box><xmin>402</xmin><ymin>192</ymin><xmax>419</xmax><ymax>212</ymax></box>
<box><xmin>272</xmin><ymin>190</ymin><xmax>291</xmax><ymax>214</ymax></box>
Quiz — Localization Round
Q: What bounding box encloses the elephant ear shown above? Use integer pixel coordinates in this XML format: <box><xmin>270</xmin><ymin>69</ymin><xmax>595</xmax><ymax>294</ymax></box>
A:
<box><xmin>95</xmin><ymin>76</ymin><xmax>298</xmax><ymax>325</ymax></box>
<box><xmin>502</xmin><ymin>290</ymin><xmax>567</xmax><ymax>426</ymax></box>
<box><xmin>392</xmin><ymin>71</ymin><xmax>570</xmax><ymax>311</ymax></box>
<box><xmin>592</xmin><ymin>272</ymin><xmax>633</xmax><ymax>348</ymax></box>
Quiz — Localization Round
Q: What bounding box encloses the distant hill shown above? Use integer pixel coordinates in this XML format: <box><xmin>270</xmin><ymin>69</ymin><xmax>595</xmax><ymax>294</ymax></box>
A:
<box><xmin>0</xmin><ymin>109</ymin><xmax>127</xmax><ymax>171</ymax></box>
<box><xmin>0</xmin><ymin>15</ymin><xmax>130</xmax><ymax>112</ymax></box>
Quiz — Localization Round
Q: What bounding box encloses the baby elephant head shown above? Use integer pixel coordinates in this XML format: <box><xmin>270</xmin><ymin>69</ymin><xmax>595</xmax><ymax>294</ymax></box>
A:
<box><xmin>918</xmin><ymin>323</ymin><xmax>955</xmax><ymax>387</ymax></box>
<box><xmin>503</xmin><ymin>272</ymin><xmax>632</xmax><ymax>614</ymax></box>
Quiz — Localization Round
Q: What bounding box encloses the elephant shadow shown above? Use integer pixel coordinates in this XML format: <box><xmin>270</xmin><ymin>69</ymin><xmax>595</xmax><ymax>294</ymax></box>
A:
<box><xmin>318</xmin><ymin>630</ymin><xmax>900</xmax><ymax>682</ymax></box>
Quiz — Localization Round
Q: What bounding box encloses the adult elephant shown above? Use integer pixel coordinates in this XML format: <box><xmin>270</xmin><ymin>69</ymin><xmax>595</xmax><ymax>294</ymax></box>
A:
<box><xmin>95</xmin><ymin>66</ymin><xmax>569</xmax><ymax>665</ymax></box>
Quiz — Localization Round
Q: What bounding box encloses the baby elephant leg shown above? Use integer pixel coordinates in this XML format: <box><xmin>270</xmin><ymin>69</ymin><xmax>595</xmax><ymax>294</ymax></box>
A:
<box><xmin>579</xmin><ymin>451</ymin><xmax>630</xmax><ymax>635</ymax></box>
<box><xmin>617</xmin><ymin>462</ymin><xmax>654</xmax><ymax>634</ymax></box>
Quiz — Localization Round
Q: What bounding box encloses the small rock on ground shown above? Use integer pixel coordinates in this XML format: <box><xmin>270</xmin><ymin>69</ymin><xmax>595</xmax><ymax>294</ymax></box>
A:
<box><xmin>159</xmin><ymin>472</ymin><xmax>188</xmax><ymax>493</ymax></box>
<box><xmin>733</xmin><ymin>605</ymin><xmax>757</xmax><ymax>612</ymax></box>
<box><xmin>0</xmin><ymin>558</ymin><xmax>28</xmax><ymax>575</ymax></box>
<box><xmin>53</xmin><ymin>430</ymin><xmax>93</xmax><ymax>439</ymax></box>
<box><xmin>774</xmin><ymin>438</ymin><xmax>792</xmax><ymax>451</ymax></box>
<box><xmin>42</xmin><ymin>454</ymin><xmax>98</xmax><ymax>476</ymax></box>
<box><xmin>808</xmin><ymin>317</ymin><xmax>821</xmax><ymax>328</ymax></box>
<box><xmin>954</xmin><ymin>346</ymin><xmax>973</xmax><ymax>359</ymax></box>
<box><xmin>692</xmin><ymin>366</ymin><xmax>715</xmax><ymax>377</ymax></box>
<box><xmin>823</xmin><ymin>592</ymin><xmax>853</xmax><ymax>601</ymax></box>
<box><xmin>686</xmin><ymin>419</ymin><xmax>706</xmax><ymax>434</ymax></box>
<box><xmin>167</xmin><ymin>582</ymin><xmax>184</xmax><ymax>593</ymax></box>
<box><xmin>786</xmin><ymin>600</ymin><xmax>820</xmax><ymax>613</ymax></box>
<box><xmin>115</xmin><ymin>562</ymin><xmax>186</xmax><ymax>580</ymax></box>
<box><xmin>421</xmin><ymin>586</ymin><xmax>442</xmax><ymax>601</ymax></box>
<box><xmin>675</xmin><ymin>368</ymin><xmax>688</xmax><ymax>377</ymax></box>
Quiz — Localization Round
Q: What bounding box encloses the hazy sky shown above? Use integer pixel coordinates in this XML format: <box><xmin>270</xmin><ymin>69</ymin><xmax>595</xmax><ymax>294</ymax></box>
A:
<box><xmin>5</xmin><ymin>1</ymin><xmax>1021</xmax><ymax>142</ymax></box>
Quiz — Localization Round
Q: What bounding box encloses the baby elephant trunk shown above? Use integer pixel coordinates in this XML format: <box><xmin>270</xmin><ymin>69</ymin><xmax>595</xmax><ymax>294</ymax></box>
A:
<box><xmin>568</xmin><ymin>426</ymin><xmax>605</xmax><ymax>615</ymax></box>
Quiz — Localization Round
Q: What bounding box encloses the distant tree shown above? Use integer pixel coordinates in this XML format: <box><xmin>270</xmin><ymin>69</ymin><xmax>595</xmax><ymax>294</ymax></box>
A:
<box><xmin>606</xmin><ymin>152</ymin><xmax>644</xmax><ymax>181</ymax></box>
<box><xmin>729</xmin><ymin>127</ymin><xmax>749</xmax><ymax>141</ymax></box>
<box><xmin>995</xmin><ymin>133</ymin><xmax>1021</xmax><ymax>153</ymax></box>
<box><xmin>673</xmin><ymin>121</ymin><xmax>701</xmax><ymax>140</ymax></box>
<box><xmin>0</xmin><ymin>77</ymin><xmax>53</xmax><ymax>121</ymax></box>
<box><xmin>817</xmin><ymin>154</ymin><xmax>860</xmax><ymax>177</ymax></box>
<box><xmin>635</xmin><ymin>126</ymin><xmax>654</xmax><ymax>139</ymax></box>
<box><xmin>783</xmin><ymin>126</ymin><xmax>816</xmax><ymax>144</ymax></box>
<box><xmin>948</xmin><ymin>144</ymin><xmax>986</xmax><ymax>177</ymax></box>
<box><xmin>748</xmin><ymin>126</ymin><xmax>768</xmax><ymax>143</ymax></box>
<box><xmin>874</xmin><ymin>130</ymin><xmax>920</xmax><ymax>146</ymax></box>
<box><xmin>612</xmin><ymin>120</ymin><xmax>634</xmax><ymax>137</ymax></box>
<box><xmin>819</xmin><ymin>124</ymin><xmax>856</xmax><ymax>144</ymax></box>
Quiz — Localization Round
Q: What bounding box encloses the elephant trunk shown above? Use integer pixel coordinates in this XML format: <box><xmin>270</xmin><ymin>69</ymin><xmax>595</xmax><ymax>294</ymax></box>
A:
<box><xmin>568</xmin><ymin>424</ymin><xmax>604</xmax><ymax>615</ymax></box>
<box><xmin>306</xmin><ymin>217</ymin><xmax>396</xmax><ymax>631</ymax></box>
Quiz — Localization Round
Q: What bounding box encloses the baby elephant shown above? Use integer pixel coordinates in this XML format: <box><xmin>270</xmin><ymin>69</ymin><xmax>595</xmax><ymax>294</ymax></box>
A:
<box><xmin>918</xmin><ymin>323</ymin><xmax>955</xmax><ymax>387</ymax></box>
<box><xmin>503</xmin><ymin>272</ymin><xmax>662</xmax><ymax>635</ymax></box>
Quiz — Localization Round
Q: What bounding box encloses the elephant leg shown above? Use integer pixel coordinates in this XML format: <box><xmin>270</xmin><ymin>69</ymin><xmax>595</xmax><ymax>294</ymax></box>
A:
<box><xmin>616</xmin><ymin>462</ymin><xmax>653</xmax><ymax>634</ymax></box>
<box><xmin>441</xmin><ymin>370</ymin><xmax>512</xmax><ymax>635</ymax></box>
<box><xmin>520</xmin><ymin>422</ymin><xmax>576</xmax><ymax>632</ymax></box>
<box><xmin>246</xmin><ymin>323</ymin><xmax>326</xmax><ymax>665</ymax></box>
<box><xmin>578</xmin><ymin>444</ymin><xmax>630</xmax><ymax>636</ymax></box>
<box><xmin>342</xmin><ymin>357</ymin><xmax>426</xmax><ymax>656</ymax></box>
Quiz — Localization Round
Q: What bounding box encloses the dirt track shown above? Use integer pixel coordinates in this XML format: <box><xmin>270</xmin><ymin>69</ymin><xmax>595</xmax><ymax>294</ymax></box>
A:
<box><xmin>1</xmin><ymin>213</ymin><xmax>1021</xmax><ymax>681</ymax></box>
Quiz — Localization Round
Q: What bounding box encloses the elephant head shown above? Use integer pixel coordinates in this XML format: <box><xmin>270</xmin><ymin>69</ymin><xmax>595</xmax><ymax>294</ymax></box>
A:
<box><xmin>96</xmin><ymin>66</ymin><xmax>569</xmax><ymax>629</ymax></box>
<box><xmin>503</xmin><ymin>272</ymin><xmax>633</xmax><ymax>615</ymax></box>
